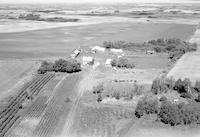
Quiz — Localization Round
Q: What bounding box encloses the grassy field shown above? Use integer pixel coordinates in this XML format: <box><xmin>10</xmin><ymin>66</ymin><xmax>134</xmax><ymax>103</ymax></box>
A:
<box><xmin>0</xmin><ymin>22</ymin><xmax>196</xmax><ymax>59</ymax></box>
<box><xmin>125</xmin><ymin>116</ymin><xmax>200</xmax><ymax>137</ymax></box>
<box><xmin>71</xmin><ymin>104</ymin><xmax>135</xmax><ymax>137</ymax></box>
<box><xmin>0</xmin><ymin>60</ymin><xmax>38</xmax><ymax>100</ymax></box>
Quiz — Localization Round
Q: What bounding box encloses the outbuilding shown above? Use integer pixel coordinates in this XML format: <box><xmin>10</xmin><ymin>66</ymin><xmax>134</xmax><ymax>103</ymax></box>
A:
<box><xmin>70</xmin><ymin>48</ymin><xmax>81</xmax><ymax>58</ymax></box>
<box><xmin>105</xmin><ymin>58</ymin><xmax>112</xmax><ymax>67</ymax></box>
<box><xmin>82</xmin><ymin>56</ymin><xmax>94</xmax><ymax>66</ymax></box>
<box><xmin>91</xmin><ymin>46</ymin><xmax>106</xmax><ymax>52</ymax></box>
<box><xmin>146</xmin><ymin>50</ymin><xmax>155</xmax><ymax>54</ymax></box>
<box><xmin>110</xmin><ymin>48</ymin><xmax>123</xmax><ymax>53</ymax></box>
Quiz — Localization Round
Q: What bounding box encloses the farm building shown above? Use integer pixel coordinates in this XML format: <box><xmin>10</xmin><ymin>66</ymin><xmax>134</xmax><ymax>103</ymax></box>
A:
<box><xmin>82</xmin><ymin>56</ymin><xmax>94</xmax><ymax>65</ymax></box>
<box><xmin>70</xmin><ymin>48</ymin><xmax>81</xmax><ymax>58</ymax></box>
<box><xmin>110</xmin><ymin>48</ymin><xmax>123</xmax><ymax>53</ymax></box>
<box><xmin>105</xmin><ymin>58</ymin><xmax>112</xmax><ymax>67</ymax></box>
<box><xmin>91</xmin><ymin>46</ymin><xmax>106</xmax><ymax>53</ymax></box>
<box><xmin>146</xmin><ymin>50</ymin><xmax>155</xmax><ymax>54</ymax></box>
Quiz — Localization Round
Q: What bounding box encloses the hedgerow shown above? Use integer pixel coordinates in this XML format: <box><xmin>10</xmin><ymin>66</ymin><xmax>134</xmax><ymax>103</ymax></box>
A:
<box><xmin>38</xmin><ymin>59</ymin><xmax>81</xmax><ymax>74</ymax></box>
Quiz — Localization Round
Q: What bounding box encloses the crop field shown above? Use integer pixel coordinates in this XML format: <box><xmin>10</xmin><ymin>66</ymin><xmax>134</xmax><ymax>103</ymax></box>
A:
<box><xmin>167</xmin><ymin>52</ymin><xmax>200</xmax><ymax>83</ymax></box>
<box><xmin>0</xmin><ymin>72</ymin><xmax>55</xmax><ymax>137</ymax></box>
<box><xmin>7</xmin><ymin>73</ymin><xmax>82</xmax><ymax>137</ymax></box>
<box><xmin>71</xmin><ymin>104</ymin><xmax>135</xmax><ymax>137</ymax></box>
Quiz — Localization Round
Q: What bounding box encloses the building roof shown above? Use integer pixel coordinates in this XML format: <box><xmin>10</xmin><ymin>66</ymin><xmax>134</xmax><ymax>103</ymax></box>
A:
<box><xmin>82</xmin><ymin>56</ymin><xmax>94</xmax><ymax>62</ymax></box>
<box><xmin>105</xmin><ymin>58</ymin><xmax>112</xmax><ymax>65</ymax></box>
<box><xmin>92</xmin><ymin>46</ymin><xmax>105</xmax><ymax>52</ymax></box>
<box><xmin>74</xmin><ymin>49</ymin><xmax>81</xmax><ymax>54</ymax></box>
<box><xmin>110</xmin><ymin>48</ymin><xmax>123</xmax><ymax>53</ymax></box>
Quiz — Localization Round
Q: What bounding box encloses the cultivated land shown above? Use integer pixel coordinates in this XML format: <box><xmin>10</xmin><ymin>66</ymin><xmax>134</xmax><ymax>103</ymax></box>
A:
<box><xmin>1</xmin><ymin>3</ymin><xmax>200</xmax><ymax>137</ymax></box>
<box><xmin>0</xmin><ymin>23</ymin><xmax>196</xmax><ymax>59</ymax></box>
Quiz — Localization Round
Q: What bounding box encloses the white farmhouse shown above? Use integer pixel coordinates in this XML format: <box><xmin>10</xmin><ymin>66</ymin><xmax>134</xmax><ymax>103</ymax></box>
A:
<box><xmin>82</xmin><ymin>56</ymin><xmax>94</xmax><ymax>66</ymax></box>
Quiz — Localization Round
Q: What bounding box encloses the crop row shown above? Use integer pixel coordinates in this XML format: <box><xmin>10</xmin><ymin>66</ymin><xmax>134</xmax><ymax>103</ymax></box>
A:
<box><xmin>32</xmin><ymin>98</ymin><xmax>64</xmax><ymax>137</ymax></box>
<box><xmin>23</xmin><ymin>96</ymin><xmax>48</xmax><ymax>118</ymax></box>
<box><xmin>76</xmin><ymin>106</ymin><xmax>135</xmax><ymax>137</ymax></box>
<box><xmin>0</xmin><ymin>73</ymin><xmax>55</xmax><ymax>137</ymax></box>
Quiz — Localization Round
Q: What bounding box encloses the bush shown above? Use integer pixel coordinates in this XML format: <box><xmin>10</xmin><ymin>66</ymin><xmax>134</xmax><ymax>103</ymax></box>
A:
<box><xmin>174</xmin><ymin>78</ymin><xmax>191</xmax><ymax>95</ymax></box>
<box><xmin>135</xmin><ymin>97</ymin><xmax>159</xmax><ymax>118</ymax></box>
<box><xmin>151</xmin><ymin>77</ymin><xmax>174</xmax><ymax>95</ymax></box>
<box><xmin>97</xmin><ymin>94</ymin><xmax>102</xmax><ymax>102</ymax></box>
<box><xmin>103</xmin><ymin>41</ymin><xmax>126</xmax><ymax>49</ymax></box>
<box><xmin>159</xmin><ymin>101</ymin><xmax>200</xmax><ymax>126</ymax></box>
<box><xmin>159</xmin><ymin>101</ymin><xmax>182</xmax><ymax>126</ymax></box>
<box><xmin>93</xmin><ymin>83</ymin><xmax>104</xmax><ymax>94</ymax></box>
<box><xmin>160</xmin><ymin>96</ymin><xmax>167</xmax><ymax>102</ymax></box>
<box><xmin>38</xmin><ymin>59</ymin><xmax>81</xmax><ymax>74</ymax></box>
<box><xmin>194</xmin><ymin>81</ymin><xmax>200</xmax><ymax>92</ymax></box>
<box><xmin>111</xmin><ymin>58</ymin><xmax>135</xmax><ymax>68</ymax></box>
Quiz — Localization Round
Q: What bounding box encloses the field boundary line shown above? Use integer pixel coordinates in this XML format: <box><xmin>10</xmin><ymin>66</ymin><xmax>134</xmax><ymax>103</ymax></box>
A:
<box><xmin>47</xmin><ymin>74</ymin><xmax>68</xmax><ymax>103</ymax></box>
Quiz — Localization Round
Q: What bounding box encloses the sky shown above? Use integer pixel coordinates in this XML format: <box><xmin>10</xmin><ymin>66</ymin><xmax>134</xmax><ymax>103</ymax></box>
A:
<box><xmin>0</xmin><ymin>0</ymin><xmax>200</xmax><ymax>4</ymax></box>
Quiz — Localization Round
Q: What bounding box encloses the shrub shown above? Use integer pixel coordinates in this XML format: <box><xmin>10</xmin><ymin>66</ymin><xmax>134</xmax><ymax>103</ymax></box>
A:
<box><xmin>97</xmin><ymin>94</ymin><xmax>102</xmax><ymax>102</ymax></box>
<box><xmin>159</xmin><ymin>101</ymin><xmax>200</xmax><ymax>126</ymax></box>
<box><xmin>135</xmin><ymin>97</ymin><xmax>159</xmax><ymax>118</ymax></box>
<box><xmin>174</xmin><ymin>78</ymin><xmax>192</xmax><ymax>96</ymax></box>
<box><xmin>160</xmin><ymin>96</ymin><xmax>167</xmax><ymax>102</ymax></box>
<box><xmin>151</xmin><ymin>77</ymin><xmax>174</xmax><ymax>95</ymax></box>
<box><xmin>93</xmin><ymin>83</ymin><xmax>104</xmax><ymax>94</ymax></box>
<box><xmin>159</xmin><ymin>101</ymin><xmax>182</xmax><ymax>126</ymax></box>
<box><xmin>194</xmin><ymin>81</ymin><xmax>200</xmax><ymax>92</ymax></box>
<box><xmin>111</xmin><ymin>58</ymin><xmax>135</xmax><ymax>68</ymax></box>
<box><xmin>153</xmin><ymin>46</ymin><xmax>162</xmax><ymax>52</ymax></box>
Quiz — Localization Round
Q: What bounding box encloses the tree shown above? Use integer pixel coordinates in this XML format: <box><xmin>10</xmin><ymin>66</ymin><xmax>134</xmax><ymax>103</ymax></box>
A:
<box><xmin>135</xmin><ymin>97</ymin><xmax>159</xmax><ymax>118</ymax></box>
<box><xmin>37</xmin><ymin>59</ymin><xmax>81</xmax><ymax>74</ymax></box>
<box><xmin>111</xmin><ymin>58</ymin><xmax>135</xmax><ymax>68</ymax></box>
<box><xmin>194</xmin><ymin>81</ymin><xmax>200</xmax><ymax>92</ymax></box>
<box><xmin>97</xmin><ymin>94</ymin><xmax>102</xmax><ymax>102</ymax></box>
<box><xmin>159</xmin><ymin>101</ymin><xmax>182</xmax><ymax>126</ymax></box>
<box><xmin>93</xmin><ymin>84</ymin><xmax>104</xmax><ymax>94</ymax></box>
<box><xmin>151</xmin><ymin>78</ymin><xmax>161</xmax><ymax>94</ymax></box>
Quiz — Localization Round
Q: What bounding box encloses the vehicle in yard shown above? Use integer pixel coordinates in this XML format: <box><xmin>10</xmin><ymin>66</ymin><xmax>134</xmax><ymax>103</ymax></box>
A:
<box><xmin>82</xmin><ymin>56</ymin><xmax>94</xmax><ymax>66</ymax></box>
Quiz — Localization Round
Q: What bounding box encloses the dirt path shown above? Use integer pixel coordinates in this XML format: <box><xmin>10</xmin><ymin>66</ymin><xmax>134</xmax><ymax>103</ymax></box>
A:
<box><xmin>60</xmin><ymin>69</ymin><xmax>96</xmax><ymax>137</ymax></box>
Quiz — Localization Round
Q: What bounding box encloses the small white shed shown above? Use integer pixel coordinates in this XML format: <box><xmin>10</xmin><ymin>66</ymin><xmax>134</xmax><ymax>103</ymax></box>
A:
<box><xmin>82</xmin><ymin>56</ymin><xmax>94</xmax><ymax>66</ymax></box>
<box><xmin>110</xmin><ymin>48</ymin><xmax>123</xmax><ymax>53</ymax></box>
<box><xmin>146</xmin><ymin>50</ymin><xmax>155</xmax><ymax>54</ymax></box>
<box><xmin>105</xmin><ymin>59</ymin><xmax>112</xmax><ymax>67</ymax></box>
<box><xmin>91</xmin><ymin>46</ymin><xmax>105</xmax><ymax>52</ymax></box>
<box><xmin>70</xmin><ymin>48</ymin><xmax>81</xmax><ymax>58</ymax></box>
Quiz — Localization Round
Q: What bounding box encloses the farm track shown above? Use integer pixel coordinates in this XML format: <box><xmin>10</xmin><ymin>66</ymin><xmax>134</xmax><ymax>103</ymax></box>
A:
<box><xmin>0</xmin><ymin>72</ymin><xmax>55</xmax><ymax>137</ymax></box>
